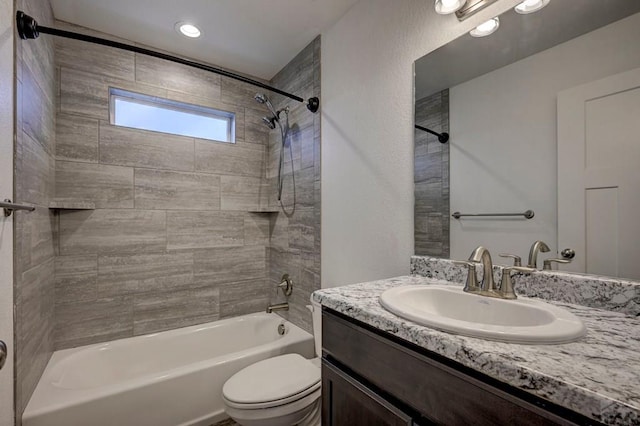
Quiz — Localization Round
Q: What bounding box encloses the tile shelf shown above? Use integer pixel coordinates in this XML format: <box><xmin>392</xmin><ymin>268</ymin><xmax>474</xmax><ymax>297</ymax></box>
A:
<box><xmin>247</xmin><ymin>208</ymin><xmax>280</xmax><ymax>213</ymax></box>
<box><xmin>48</xmin><ymin>200</ymin><xmax>96</xmax><ymax>210</ymax></box>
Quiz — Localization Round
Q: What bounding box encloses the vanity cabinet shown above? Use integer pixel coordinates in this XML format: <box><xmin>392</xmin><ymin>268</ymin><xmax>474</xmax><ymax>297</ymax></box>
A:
<box><xmin>321</xmin><ymin>309</ymin><xmax>602</xmax><ymax>426</ymax></box>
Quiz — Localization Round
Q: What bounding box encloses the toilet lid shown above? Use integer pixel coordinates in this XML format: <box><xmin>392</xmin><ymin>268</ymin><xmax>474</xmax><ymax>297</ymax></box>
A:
<box><xmin>223</xmin><ymin>354</ymin><xmax>320</xmax><ymax>405</ymax></box>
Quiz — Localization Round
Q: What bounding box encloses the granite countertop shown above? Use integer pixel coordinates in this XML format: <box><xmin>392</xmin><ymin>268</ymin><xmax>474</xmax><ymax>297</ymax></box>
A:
<box><xmin>312</xmin><ymin>276</ymin><xmax>640</xmax><ymax>425</ymax></box>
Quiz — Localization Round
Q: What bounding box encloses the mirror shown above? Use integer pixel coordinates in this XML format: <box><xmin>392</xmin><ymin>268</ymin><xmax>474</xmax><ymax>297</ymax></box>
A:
<box><xmin>413</xmin><ymin>0</ymin><xmax>640</xmax><ymax>280</ymax></box>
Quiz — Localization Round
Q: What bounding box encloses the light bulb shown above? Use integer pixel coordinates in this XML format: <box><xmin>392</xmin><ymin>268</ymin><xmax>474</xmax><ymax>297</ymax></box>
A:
<box><xmin>435</xmin><ymin>0</ymin><xmax>465</xmax><ymax>15</ymax></box>
<box><xmin>469</xmin><ymin>17</ymin><xmax>500</xmax><ymax>37</ymax></box>
<box><xmin>515</xmin><ymin>0</ymin><xmax>550</xmax><ymax>14</ymax></box>
<box><xmin>175</xmin><ymin>22</ymin><xmax>201</xmax><ymax>38</ymax></box>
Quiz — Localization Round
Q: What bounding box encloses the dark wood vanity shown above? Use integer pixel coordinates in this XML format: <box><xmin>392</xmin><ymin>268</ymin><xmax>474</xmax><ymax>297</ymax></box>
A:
<box><xmin>321</xmin><ymin>308</ymin><xmax>603</xmax><ymax>426</ymax></box>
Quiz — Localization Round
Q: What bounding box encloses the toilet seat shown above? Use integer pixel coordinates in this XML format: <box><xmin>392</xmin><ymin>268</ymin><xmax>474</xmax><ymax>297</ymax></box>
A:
<box><xmin>223</xmin><ymin>354</ymin><xmax>321</xmax><ymax>410</ymax></box>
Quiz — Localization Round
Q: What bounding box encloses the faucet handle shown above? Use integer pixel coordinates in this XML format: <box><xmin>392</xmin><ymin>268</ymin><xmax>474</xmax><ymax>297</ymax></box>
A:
<box><xmin>499</xmin><ymin>253</ymin><xmax>522</xmax><ymax>267</ymax></box>
<box><xmin>278</xmin><ymin>274</ymin><xmax>293</xmax><ymax>297</ymax></box>
<box><xmin>453</xmin><ymin>260</ymin><xmax>479</xmax><ymax>292</ymax></box>
<box><xmin>499</xmin><ymin>266</ymin><xmax>535</xmax><ymax>299</ymax></box>
<box><xmin>543</xmin><ymin>258</ymin><xmax>572</xmax><ymax>270</ymax></box>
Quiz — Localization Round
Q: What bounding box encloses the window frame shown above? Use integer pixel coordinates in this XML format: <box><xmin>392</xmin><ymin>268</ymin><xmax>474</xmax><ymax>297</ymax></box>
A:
<box><xmin>109</xmin><ymin>87</ymin><xmax>235</xmax><ymax>143</ymax></box>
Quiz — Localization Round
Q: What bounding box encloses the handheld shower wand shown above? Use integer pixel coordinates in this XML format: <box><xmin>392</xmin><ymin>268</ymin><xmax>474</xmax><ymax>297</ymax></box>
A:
<box><xmin>255</xmin><ymin>94</ymin><xmax>290</xmax><ymax>201</ymax></box>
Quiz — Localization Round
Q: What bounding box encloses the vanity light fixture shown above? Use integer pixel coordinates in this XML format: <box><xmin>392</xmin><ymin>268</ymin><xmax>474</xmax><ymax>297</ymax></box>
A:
<box><xmin>514</xmin><ymin>0</ymin><xmax>550</xmax><ymax>15</ymax></box>
<box><xmin>469</xmin><ymin>17</ymin><xmax>499</xmax><ymax>37</ymax></box>
<box><xmin>175</xmin><ymin>22</ymin><xmax>201</xmax><ymax>38</ymax></box>
<box><xmin>435</xmin><ymin>0</ymin><xmax>466</xmax><ymax>15</ymax></box>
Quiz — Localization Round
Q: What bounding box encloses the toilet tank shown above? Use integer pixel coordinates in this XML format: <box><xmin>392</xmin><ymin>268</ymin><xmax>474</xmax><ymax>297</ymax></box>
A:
<box><xmin>310</xmin><ymin>299</ymin><xmax>322</xmax><ymax>357</ymax></box>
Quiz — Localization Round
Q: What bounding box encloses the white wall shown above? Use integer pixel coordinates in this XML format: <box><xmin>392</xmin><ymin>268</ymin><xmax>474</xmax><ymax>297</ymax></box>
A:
<box><xmin>449</xmin><ymin>12</ymin><xmax>640</xmax><ymax>262</ymax></box>
<box><xmin>0</xmin><ymin>0</ymin><xmax>14</xmax><ymax>423</ymax></box>
<box><xmin>320</xmin><ymin>0</ymin><xmax>521</xmax><ymax>287</ymax></box>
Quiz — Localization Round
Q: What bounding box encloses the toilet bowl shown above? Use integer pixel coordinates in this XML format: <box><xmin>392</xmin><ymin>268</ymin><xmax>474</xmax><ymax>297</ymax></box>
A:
<box><xmin>222</xmin><ymin>301</ymin><xmax>322</xmax><ymax>426</ymax></box>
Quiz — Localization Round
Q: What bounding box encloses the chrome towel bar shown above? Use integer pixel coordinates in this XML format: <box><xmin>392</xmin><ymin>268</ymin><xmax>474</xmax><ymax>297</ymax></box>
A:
<box><xmin>1</xmin><ymin>199</ymin><xmax>36</xmax><ymax>217</ymax></box>
<box><xmin>452</xmin><ymin>210</ymin><xmax>534</xmax><ymax>219</ymax></box>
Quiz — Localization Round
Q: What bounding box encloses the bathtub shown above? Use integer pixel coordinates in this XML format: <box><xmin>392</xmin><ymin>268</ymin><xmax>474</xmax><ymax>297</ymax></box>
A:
<box><xmin>23</xmin><ymin>313</ymin><xmax>314</xmax><ymax>426</ymax></box>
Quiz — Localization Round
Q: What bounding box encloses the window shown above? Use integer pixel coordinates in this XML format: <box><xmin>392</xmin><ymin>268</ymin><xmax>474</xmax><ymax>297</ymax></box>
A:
<box><xmin>109</xmin><ymin>88</ymin><xmax>235</xmax><ymax>143</ymax></box>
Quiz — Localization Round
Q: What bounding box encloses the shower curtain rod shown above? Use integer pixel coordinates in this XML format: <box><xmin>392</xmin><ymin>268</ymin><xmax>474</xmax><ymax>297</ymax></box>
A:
<box><xmin>15</xmin><ymin>11</ymin><xmax>320</xmax><ymax>113</ymax></box>
<box><xmin>415</xmin><ymin>125</ymin><xmax>449</xmax><ymax>143</ymax></box>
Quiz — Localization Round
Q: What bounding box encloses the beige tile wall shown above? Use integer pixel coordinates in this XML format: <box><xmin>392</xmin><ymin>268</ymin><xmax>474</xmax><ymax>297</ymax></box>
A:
<box><xmin>53</xmin><ymin>22</ymin><xmax>321</xmax><ymax>347</ymax></box>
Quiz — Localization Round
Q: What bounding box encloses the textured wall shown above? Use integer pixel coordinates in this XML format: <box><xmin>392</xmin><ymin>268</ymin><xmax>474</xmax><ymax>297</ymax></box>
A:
<box><xmin>320</xmin><ymin>0</ymin><xmax>521</xmax><ymax>287</ymax></box>
<box><xmin>267</xmin><ymin>37</ymin><xmax>321</xmax><ymax>334</ymax></box>
<box><xmin>14</xmin><ymin>0</ymin><xmax>57</xmax><ymax>419</ymax></box>
<box><xmin>414</xmin><ymin>90</ymin><xmax>449</xmax><ymax>257</ymax></box>
<box><xmin>53</xmin><ymin>21</ymin><xmax>276</xmax><ymax>349</ymax></box>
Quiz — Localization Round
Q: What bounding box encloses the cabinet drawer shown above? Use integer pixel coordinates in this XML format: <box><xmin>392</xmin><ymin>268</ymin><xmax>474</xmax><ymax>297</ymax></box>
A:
<box><xmin>322</xmin><ymin>309</ymin><xmax>580</xmax><ymax>426</ymax></box>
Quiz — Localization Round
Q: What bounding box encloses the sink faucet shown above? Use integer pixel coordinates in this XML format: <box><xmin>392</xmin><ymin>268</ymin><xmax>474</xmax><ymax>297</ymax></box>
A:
<box><xmin>469</xmin><ymin>246</ymin><xmax>496</xmax><ymax>293</ymax></box>
<box><xmin>457</xmin><ymin>246</ymin><xmax>534</xmax><ymax>299</ymax></box>
<box><xmin>528</xmin><ymin>240</ymin><xmax>550</xmax><ymax>269</ymax></box>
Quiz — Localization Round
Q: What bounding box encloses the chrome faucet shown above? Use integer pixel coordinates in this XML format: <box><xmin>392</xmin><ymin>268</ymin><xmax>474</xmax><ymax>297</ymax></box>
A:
<box><xmin>266</xmin><ymin>303</ymin><xmax>289</xmax><ymax>313</ymax></box>
<box><xmin>527</xmin><ymin>240</ymin><xmax>550</xmax><ymax>269</ymax></box>
<box><xmin>457</xmin><ymin>246</ymin><xmax>534</xmax><ymax>299</ymax></box>
<box><xmin>469</xmin><ymin>246</ymin><xmax>496</xmax><ymax>293</ymax></box>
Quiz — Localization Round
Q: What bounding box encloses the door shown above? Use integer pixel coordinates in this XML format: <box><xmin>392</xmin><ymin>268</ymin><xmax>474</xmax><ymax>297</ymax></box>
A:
<box><xmin>322</xmin><ymin>360</ymin><xmax>414</xmax><ymax>426</ymax></box>
<box><xmin>558</xmin><ymin>67</ymin><xmax>640</xmax><ymax>280</ymax></box>
<box><xmin>0</xmin><ymin>0</ymin><xmax>15</xmax><ymax>424</ymax></box>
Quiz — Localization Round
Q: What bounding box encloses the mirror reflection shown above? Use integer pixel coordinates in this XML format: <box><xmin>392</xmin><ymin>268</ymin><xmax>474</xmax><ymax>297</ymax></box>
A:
<box><xmin>413</xmin><ymin>0</ymin><xmax>640</xmax><ymax>280</ymax></box>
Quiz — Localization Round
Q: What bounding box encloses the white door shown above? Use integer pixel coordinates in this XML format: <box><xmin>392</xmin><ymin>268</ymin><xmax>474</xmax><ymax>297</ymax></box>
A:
<box><xmin>558</xmin><ymin>67</ymin><xmax>640</xmax><ymax>280</ymax></box>
<box><xmin>0</xmin><ymin>0</ymin><xmax>15</xmax><ymax>424</ymax></box>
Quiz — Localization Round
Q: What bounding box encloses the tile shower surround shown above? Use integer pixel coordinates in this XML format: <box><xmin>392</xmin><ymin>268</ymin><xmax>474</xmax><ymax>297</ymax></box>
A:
<box><xmin>52</xmin><ymin>23</ymin><xmax>321</xmax><ymax>349</ymax></box>
<box><xmin>414</xmin><ymin>90</ymin><xmax>449</xmax><ymax>257</ymax></box>
<box><xmin>266</xmin><ymin>37</ymin><xmax>322</xmax><ymax>334</ymax></box>
<box><xmin>14</xmin><ymin>0</ymin><xmax>57</xmax><ymax>419</ymax></box>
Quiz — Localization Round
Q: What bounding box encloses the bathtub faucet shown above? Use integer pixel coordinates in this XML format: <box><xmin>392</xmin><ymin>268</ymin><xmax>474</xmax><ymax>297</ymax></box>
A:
<box><xmin>266</xmin><ymin>303</ymin><xmax>289</xmax><ymax>313</ymax></box>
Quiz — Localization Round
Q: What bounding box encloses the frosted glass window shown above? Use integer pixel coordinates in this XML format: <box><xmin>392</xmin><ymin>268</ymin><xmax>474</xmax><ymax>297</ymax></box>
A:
<box><xmin>110</xmin><ymin>88</ymin><xmax>234</xmax><ymax>143</ymax></box>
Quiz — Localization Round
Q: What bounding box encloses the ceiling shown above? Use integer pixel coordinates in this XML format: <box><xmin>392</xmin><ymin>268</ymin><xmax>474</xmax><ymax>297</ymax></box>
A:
<box><xmin>49</xmin><ymin>0</ymin><xmax>358</xmax><ymax>80</ymax></box>
<box><xmin>415</xmin><ymin>0</ymin><xmax>640</xmax><ymax>99</ymax></box>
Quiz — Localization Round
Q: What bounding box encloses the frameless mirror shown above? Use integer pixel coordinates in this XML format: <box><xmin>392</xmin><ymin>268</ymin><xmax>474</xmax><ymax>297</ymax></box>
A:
<box><xmin>413</xmin><ymin>0</ymin><xmax>640</xmax><ymax>280</ymax></box>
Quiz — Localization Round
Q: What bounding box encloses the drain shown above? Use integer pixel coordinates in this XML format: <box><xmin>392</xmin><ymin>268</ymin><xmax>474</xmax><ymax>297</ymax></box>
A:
<box><xmin>278</xmin><ymin>323</ymin><xmax>286</xmax><ymax>335</ymax></box>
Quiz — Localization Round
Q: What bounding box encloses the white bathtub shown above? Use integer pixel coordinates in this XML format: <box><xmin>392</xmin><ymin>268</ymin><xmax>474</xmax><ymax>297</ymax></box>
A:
<box><xmin>23</xmin><ymin>313</ymin><xmax>314</xmax><ymax>426</ymax></box>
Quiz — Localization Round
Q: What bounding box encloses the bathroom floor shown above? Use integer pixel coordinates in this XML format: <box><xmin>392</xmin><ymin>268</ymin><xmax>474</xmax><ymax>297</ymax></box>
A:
<box><xmin>212</xmin><ymin>418</ymin><xmax>239</xmax><ymax>426</ymax></box>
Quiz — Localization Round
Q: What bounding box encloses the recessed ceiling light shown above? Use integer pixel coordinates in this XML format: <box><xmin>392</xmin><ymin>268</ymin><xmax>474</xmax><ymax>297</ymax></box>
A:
<box><xmin>435</xmin><ymin>0</ymin><xmax>466</xmax><ymax>15</ymax></box>
<box><xmin>514</xmin><ymin>0</ymin><xmax>550</xmax><ymax>14</ymax></box>
<box><xmin>175</xmin><ymin>22</ymin><xmax>201</xmax><ymax>38</ymax></box>
<box><xmin>469</xmin><ymin>17</ymin><xmax>499</xmax><ymax>37</ymax></box>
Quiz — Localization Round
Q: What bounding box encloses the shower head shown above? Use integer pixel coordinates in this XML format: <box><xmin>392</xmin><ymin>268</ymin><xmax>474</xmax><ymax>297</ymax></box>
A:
<box><xmin>262</xmin><ymin>116</ymin><xmax>277</xmax><ymax>130</ymax></box>
<box><xmin>254</xmin><ymin>93</ymin><xmax>268</xmax><ymax>104</ymax></box>
<box><xmin>254</xmin><ymin>93</ymin><xmax>278</xmax><ymax>117</ymax></box>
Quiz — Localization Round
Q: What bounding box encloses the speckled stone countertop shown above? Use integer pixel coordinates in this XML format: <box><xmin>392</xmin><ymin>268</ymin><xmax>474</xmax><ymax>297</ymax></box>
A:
<box><xmin>312</xmin><ymin>276</ymin><xmax>640</xmax><ymax>425</ymax></box>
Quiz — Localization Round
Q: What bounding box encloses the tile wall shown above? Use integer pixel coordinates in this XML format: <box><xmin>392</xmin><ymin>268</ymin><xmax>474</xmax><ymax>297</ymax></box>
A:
<box><xmin>14</xmin><ymin>0</ymin><xmax>57</xmax><ymax>418</ymax></box>
<box><xmin>52</xmin><ymin>22</ymin><xmax>321</xmax><ymax>346</ymax></box>
<box><xmin>267</xmin><ymin>37</ymin><xmax>322</xmax><ymax>334</ymax></box>
<box><xmin>12</xmin><ymin>11</ymin><xmax>320</xmax><ymax>418</ymax></box>
<box><xmin>414</xmin><ymin>89</ymin><xmax>449</xmax><ymax>257</ymax></box>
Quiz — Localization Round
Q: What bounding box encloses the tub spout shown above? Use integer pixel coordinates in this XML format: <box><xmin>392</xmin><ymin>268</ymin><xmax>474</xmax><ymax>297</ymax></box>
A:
<box><xmin>266</xmin><ymin>303</ymin><xmax>289</xmax><ymax>313</ymax></box>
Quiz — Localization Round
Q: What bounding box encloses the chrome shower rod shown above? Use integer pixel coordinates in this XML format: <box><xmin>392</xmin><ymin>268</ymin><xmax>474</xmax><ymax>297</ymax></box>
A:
<box><xmin>15</xmin><ymin>11</ymin><xmax>320</xmax><ymax>113</ymax></box>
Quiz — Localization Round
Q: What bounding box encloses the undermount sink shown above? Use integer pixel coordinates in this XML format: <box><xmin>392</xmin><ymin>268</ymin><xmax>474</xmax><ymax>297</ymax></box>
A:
<box><xmin>379</xmin><ymin>285</ymin><xmax>586</xmax><ymax>344</ymax></box>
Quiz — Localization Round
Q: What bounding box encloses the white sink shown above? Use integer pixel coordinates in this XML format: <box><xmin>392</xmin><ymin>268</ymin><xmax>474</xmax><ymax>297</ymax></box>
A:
<box><xmin>379</xmin><ymin>285</ymin><xmax>586</xmax><ymax>344</ymax></box>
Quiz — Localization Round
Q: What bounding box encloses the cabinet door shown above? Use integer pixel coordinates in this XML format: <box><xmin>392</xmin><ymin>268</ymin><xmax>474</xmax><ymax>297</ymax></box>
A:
<box><xmin>322</xmin><ymin>360</ymin><xmax>414</xmax><ymax>426</ymax></box>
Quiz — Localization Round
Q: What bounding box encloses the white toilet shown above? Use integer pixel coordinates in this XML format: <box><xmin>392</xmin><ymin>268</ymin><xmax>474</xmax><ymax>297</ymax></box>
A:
<box><xmin>222</xmin><ymin>302</ymin><xmax>322</xmax><ymax>426</ymax></box>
